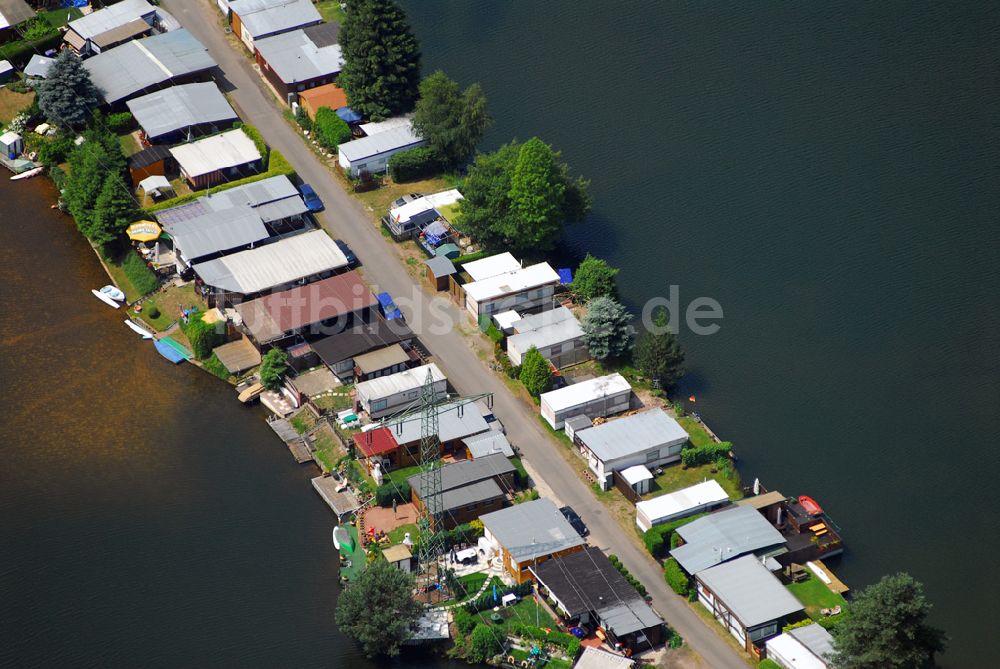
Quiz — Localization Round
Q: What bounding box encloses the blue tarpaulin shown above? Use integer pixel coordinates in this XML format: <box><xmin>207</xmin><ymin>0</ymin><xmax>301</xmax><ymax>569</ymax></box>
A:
<box><xmin>62</xmin><ymin>0</ymin><xmax>87</xmax><ymax>7</ymax></box>
<box><xmin>422</xmin><ymin>221</ymin><xmax>449</xmax><ymax>246</ymax></box>
<box><xmin>558</xmin><ymin>268</ymin><xmax>573</xmax><ymax>284</ymax></box>
<box><xmin>336</xmin><ymin>107</ymin><xmax>363</xmax><ymax>123</ymax></box>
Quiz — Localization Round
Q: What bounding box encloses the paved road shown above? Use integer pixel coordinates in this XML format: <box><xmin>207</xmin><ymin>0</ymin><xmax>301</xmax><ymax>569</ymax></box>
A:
<box><xmin>164</xmin><ymin>3</ymin><xmax>748</xmax><ymax>666</ymax></box>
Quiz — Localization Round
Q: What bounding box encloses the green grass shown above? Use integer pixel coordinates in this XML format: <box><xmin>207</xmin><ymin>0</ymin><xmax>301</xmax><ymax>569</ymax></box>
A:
<box><xmin>118</xmin><ymin>132</ymin><xmax>140</xmax><ymax>157</ymax></box>
<box><xmin>312</xmin><ymin>389</ymin><xmax>353</xmax><ymax>414</ymax></box>
<box><xmin>645</xmin><ymin>459</ymin><xmax>742</xmax><ymax>500</ymax></box>
<box><xmin>787</xmin><ymin>576</ymin><xmax>849</xmax><ymax>621</ymax></box>
<box><xmin>40</xmin><ymin>7</ymin><xmax>83</xmax><ymax>29</ymax></box>
<box><xmin>105</xmin><ymin>252</ymin><xmax>159</xmax><ymax>302</ymax></box>
<box><xmin>500</xmin><ymin>595</ymin><xmax>556</xmax><ymax>632</ymax></box>
<box><xmin>202</xmin><ymin>353</ymin><xmax>231</xmax><ymax>381</ymax></box>
<box><xmin>290</xmin><ymin>409</ymin><xmax>318</xmax><ymax>434</ymax></box>
<box><xmin>139</xmin><ymin>283</ymin><xmax>199</xmax><ymax>331</ymax></box>
<box><xmin>315</xmin><ymin>0</ymin><xmax>346</xmax><ymax>23</ymax></box>
<box><xmin>385</xmin><ymin>464</ymin><xmax>423</xmax><ymax>488</ymax></box>
<box><xmin>458</xmin><ymin>572</ymin><xmax>488</xmax><ymax>596</ymax></box>
<box><xmin>678</xmin><ymin>415</ymin><xmax>718</xmax><ymax>449</ymax></box>
<box><xmin>388</xmin><ymin>523</ymin><xmax>419</xmax><ymax>545</ymax></box>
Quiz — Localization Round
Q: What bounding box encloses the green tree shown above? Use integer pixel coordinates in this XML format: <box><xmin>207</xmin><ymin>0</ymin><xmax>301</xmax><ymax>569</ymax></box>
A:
<box><xmin>412</xmin><ymin>70</ymin><xmax>492</xmax><ymax>167</ymax></box>
<box><xmin>37</xmin><ymin>50</ymin><xmax>101</xmax><ymax>129</ymax></box>
<box><xmin>634</xmin><ymin>307</ymin><xmax>686</xmax><ymax>389</ymax></box>
<box><xmin>313</xmin><ymin>107</ymin><xmax>352</xmax><ymax>151</ymax></box>
<box><xmin>830</xmin><ymin>572</ymin><xmax>946</xmax><ymax>669</ymax></box>
<box><xmin>458</xmin><ymin>138</ymin><xmax>591</xmax><ymax>254</ymax></box>
<box><xmin>339</xmin><ymin>0</ymin><xmax>421</xmax><ymax>120</ymax></box>
<box><xmin>335</xmin><ymin>558</ymin><xmax>422</xmax><ymax>657</ymax></box>
<box><xmin>183</xmin><ymin>316</ymin><xmax>223</xmax><ymax>360</ymax></box>
<box><xmin>259</xmin><ymin>348</ymin><xmax>289</xmax><ymax>391</ymax></box>
<box><xmin>63</xmin><ymin>142</ymin><xmax>108</xmax><ymax>227</ymax></box>
<box><xmin>518</xmin><ymin>346</ymin><xmax>552</xmax><ymax>396</ymax></box>
<box><xmin>581</xmin><ymin>296</ymin><xmax>634</xmax><ymax>361</ymax></box>
<box><xmin>466</xmin><ymin>623</ymin><xmax>504</xmax><ymax>663</ymax></box>
<box><xmin>572</xmin><ymin>254</ymin><xmax>618</xmax><ymax>300</ymax></box>
<box><xmin>84</xmin><ymin>175</ymin><xmax>138</xmax><ymax>250</ymax></box>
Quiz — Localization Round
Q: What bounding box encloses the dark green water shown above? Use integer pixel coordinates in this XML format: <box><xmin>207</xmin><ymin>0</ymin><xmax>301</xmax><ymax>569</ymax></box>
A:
<box><xmin>402</xmin><ymin>2</ymin><xmax>1000</xmax><ymax>665</ymax></box>
<box><xmin>0</xmin><ymin>177</ymin><xmax>464</xmax><ymax>668</ymax></box>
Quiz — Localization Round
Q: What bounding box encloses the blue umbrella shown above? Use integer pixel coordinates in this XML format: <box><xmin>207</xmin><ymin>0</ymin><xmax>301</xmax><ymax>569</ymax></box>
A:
<box><xmin>492</xmin><ymin>583</ymin><xmax>498</xmax><ymax>602</ymax></box>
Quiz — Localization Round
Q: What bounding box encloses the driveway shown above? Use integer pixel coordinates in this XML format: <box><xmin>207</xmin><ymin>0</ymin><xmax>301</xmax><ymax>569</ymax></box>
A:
<box><xmin>161</xmin><ymin>2</ymin><xmax>749</xmax><ymax>666</ymax></box>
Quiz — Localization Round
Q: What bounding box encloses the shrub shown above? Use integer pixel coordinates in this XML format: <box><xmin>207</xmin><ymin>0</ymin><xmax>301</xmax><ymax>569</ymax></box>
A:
<box><xmin>467</xmin><ymin>624</ymin><xmax>504</xmax><ymax>663</ymax></box>
<box><xmin>22</xmin><ymin>16</ymin><xmax>57</xmax><ymax>41</ymax></box>
<box><xmin>106</xmin><ymin>111</ymin><xmax>133</xmax><ymax>133</ymax></box>
<box><xmin>375</xmin><ymin>481</ymin><xmax>410</xmax><ymax>507</ymax></box>
<box><xmin>664</xmin><ymin>558</ymin><xmax>690</xmax><ymax>596</ymax></box>
<box><xmin>642</xmin><ymin>513</ymin><xmax>708</xmax><ymax>558</ymax></box>
<box><xmin>182</xmin><ymin>315</ymin><xmax>223</xmax><ymax>360</ymax></box>
<box><xmin>680</xmin><ymin>441</ymin><xmax>732</xmax><ymax>467</ymax></box>
<box><xmin>484</xmin><ymin>323</ymin><xmax>503</xmax><ymax>344</ymax></box>
<box><xmin>294</xmin><ymin>105</ymin><xmax>313</xmax><ymax>132</ymax></box>
<box><xmin>146</xmin><ymin>306</ymin><xmax>161</xmax><ymax>319</ymax></box>
<box><xmin>452</xmin><ymin>250</ymin><xmax>490</xmax><ymax>267</ymax></box>
<box><xmin>453</xmin><ymin>607</ymin><xmax>476</xmax><ymax>636</ymax></box>
<box><xmin>121</xmin><ymin>253</ymin><xmax>158</xmax><ymax>296</ymax></box>
<box><xmin>267</xmin><ymin>149</ymin><xmax>294</xmax><ymax>175</ymax></box>
<box><xmin>314</xmin><ymin>107</ymin><xmax>352</xmax><ymax>151</ymax></box>
<box><xmin>37</xmin><ymin>136</ymin><xmax>75</xmax><ymax>166</ymax></box>
<box><xmin>388</xmin><ymin>146</ymin><xmax>441</xmax><ymax>182</ymax></box>
<box><xmin>238</xmin><ymin>122</ymin><xmax>268</xmax><ymax>161</ymax></box>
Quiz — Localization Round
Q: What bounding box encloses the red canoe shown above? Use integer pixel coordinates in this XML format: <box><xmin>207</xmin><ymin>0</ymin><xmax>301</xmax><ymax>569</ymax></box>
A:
<box><xmin>799</xmin><ymin>495</ymin><xmax>823</xmax><ymax>515</ymax></box>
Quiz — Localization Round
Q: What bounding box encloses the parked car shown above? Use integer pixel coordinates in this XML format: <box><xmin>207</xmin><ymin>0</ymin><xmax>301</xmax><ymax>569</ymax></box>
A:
<box><xmin>376</xmin><ymin>291</ymin><xmax>403</xmax><ymax>320</ymax></box>
<box><xmin>559</xmin><ymin>506</ymin><xmax>589</xmax><ymax>537</ymax></box>
<box><xmin>298</xmin><ymin>183</ymin><xmax>323</xmax><ymax>212</ymax></box>
<box><xmin>335</xmin><ymin>239</ymin><xmax>358</xmax><ymax>267</ymax></box>
<box><xmin>391</xmin><ymin>192</ymin><xmax>423</xmax><ymax>209</ymax></box>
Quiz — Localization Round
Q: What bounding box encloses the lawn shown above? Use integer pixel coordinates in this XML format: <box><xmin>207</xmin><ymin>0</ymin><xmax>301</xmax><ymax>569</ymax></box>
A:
<box><xmin>458</xmin><ymin>571</ymin><xmax>488</xmax><ymax>597</ymax></box>
<box><xmin>312</xmin><ymin>424</ymin><xmax>343</xmax><ymax>473</ymax></box>
<box><xmin>0</xmin><ymin>88</ymin><xmax>32</xmax><ymax>124</ymax></box>
<box><xmin>137</xmin><ymin>283</ymin><xmax>201</xmax><ymax>331</ymax></box>
<box><xmin>353</xmin><ymin>175</ymin><xmax>453</xmax><ymax>223</ymax></box>
<box><xmin>678</xmin><ymin>415</ymin><xmax>719</xmax><ymax>449</ymax></box>
<box><xmin>315</xmin><ymin>0</ymin><xmax>346</xmax><ymax>23</ymax></box>
<box><xmin>291</xmin><ymin>408</ymin><xmax>319</xmax><ymax>434</ymax></box>
<box><xmin>787</xmin><ymin>576</ymin><xmax>849</xmax><ymax>621</ymax></box>
<box><xmin>104</xmin><ymin>252</ymin><xmax>159</xmax><ymax>302</ymax></box>
<box><xmin>387</xmin><ymin>522</ymin><xmax>418</xmax><ymax>545</ymax></box>
<box><xmin>118</xmin><ymin>132</ymin><xmax>141</xmax><ymax>157</ymax></box>
<box><xmin>502</xmin><ymin>595</ymin><xmax>556</xmax><ymax>631</ymax></box>
<box><xmin>385</xmin><ymin>463</ymin><xmax>422</xmax><ymax>488</ymax></box>
<box><xmin>39</xmin><ymin>7</ymin><xmax>83</xmax><ymax>29</ymax></box>
<box><xmin>644</xmin><ymin>458</ymin><xmax>742</xmax><ymax>501</ymax></box>
<box><xmin>312</xmin><ymin>388</ymin><xmax>352</xmax><ymax>414</ymax></box>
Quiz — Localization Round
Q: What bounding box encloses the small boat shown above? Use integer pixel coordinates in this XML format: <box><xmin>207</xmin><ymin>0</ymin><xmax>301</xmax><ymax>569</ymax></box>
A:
<box><xmin>333</xmin><ymin>525</ymin><xmax>354</xmax><ymax>551</ymax></box>
<box><xmin>10</xmin><ymin>166</ymin><xmax>44</xmax><ymax>181</ymax></box>
<box><xmin>154</xmin><ymin>339</ymin><xmax>186</xmax><ymax>364</ymax></box>
<box><xmin>99</xmin><ymin>285</ymin><xmax>126</xmax><ymax>302</ymax></box>
<box><xmin>124</xmin><ymin>319</ymin><xmax>154</xmax><ymax>339</ymax></box>
<box><xmin>799</xmin><ymin>495</ymin><xmax>823</xmax><ymax>516</ymax></box>
<box><xmin>238</xmin><ymin>382</ymin><xmax>264</xmax><ymax>404</ymax></box>
<box><xmin>91</xmin><ymin>289</ymin><xmax>121</xmax><ymax>309</ymax></box>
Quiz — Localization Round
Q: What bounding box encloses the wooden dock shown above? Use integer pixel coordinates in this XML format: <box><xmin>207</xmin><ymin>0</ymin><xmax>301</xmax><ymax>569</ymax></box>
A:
<box><xmin>809</xmin><ymin>559</ymin><xmax>850</xmax><ymax>595</ymax></box>
<box><xmin>266</xmin><ymin>417</ymin><xmax>314</xmax><ymax>464</ymax></box>
<box><xmin>312</xmin><ymin>475</ymin><xmax>361</xmax><ymax>519</ymax></box>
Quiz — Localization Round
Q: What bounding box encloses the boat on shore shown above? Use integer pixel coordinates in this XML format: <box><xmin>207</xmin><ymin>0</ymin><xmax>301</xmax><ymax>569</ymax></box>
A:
<box><xmin>154</xmin><ymin>339</ymin><xmax>187</xmax><ymax>364</ymax></box>
<box><xmin>124</xmin><ymin>319</ymin><xmax>154</xmax><ymax>339</ymax></box>
<box><xmin>10</xmin><ymin>166</ymin><xmax>44</xmax><ymax>181</ymax></box>
<box><xmin>91</xmin><ymin>288</ymin><xmax>122</xmax><ymax>309</ymax></box>
<box><xmin>238</xmin><ymin>382</ymin><xmax>264</xmax><ymax>404</ymax></box>
<box><xmin>799</xmin><ymin>495</ymin><xmax>823</xmax><ymax>516</ymax></box>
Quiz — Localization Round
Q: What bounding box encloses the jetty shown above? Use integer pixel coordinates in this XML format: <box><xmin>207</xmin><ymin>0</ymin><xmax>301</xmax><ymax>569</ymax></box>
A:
<box><xmin>311</xmin><ymin>474</ymin><xmax>361</xmax><ymax>521</ymax></box>
<box><xmin>266</xmin><ymin>416</ymin><xmax>314</xmax><ymax>464</ymax></box>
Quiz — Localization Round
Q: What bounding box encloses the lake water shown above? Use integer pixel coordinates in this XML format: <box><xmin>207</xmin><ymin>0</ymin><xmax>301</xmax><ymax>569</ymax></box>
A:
<box><xmin>0</xmin><ymin>177</ymin><xmax>463</xmax><ymax>668</ymax></box>
<box><xmin>401</xmin><ymin>1</ymin><xmax>1000</xmax><ymax>665</ymax></box>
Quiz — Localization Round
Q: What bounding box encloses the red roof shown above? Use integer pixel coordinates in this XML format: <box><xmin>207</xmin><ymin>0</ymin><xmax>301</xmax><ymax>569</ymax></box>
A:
<box><xmin>253</xmin><ymin>271</ymin><xmax>377</xmax><ymax>334</ymax></box>
<box><xmin>354</xmin><ymin>427</ymin><xmax>398</xmax><ymax>458</ymax></box>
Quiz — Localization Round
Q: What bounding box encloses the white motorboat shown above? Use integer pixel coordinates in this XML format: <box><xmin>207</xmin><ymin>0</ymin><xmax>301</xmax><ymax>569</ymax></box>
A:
<box><xmin>91</xmin><ymin>289</ymin><xmax>121</xmax><ymax>309</ymax></box>
<box><xmin>124</xmin><ymin>319</ymin><xmax>154</xmax><ymax>339</ymax></box>
<box><xmin>99</xmin><ymin>285</ymin><xmax>126</xmax><ymax>302</ymax></box>
<box><xmin>10</xmin><ymin>166</ymin><xmax>44</xmax><ymax>181</ymax></box>
<box><xmin>333</xmin><ymin>525</ymin><xmax>354</xmax><ymax>551</ymax></box>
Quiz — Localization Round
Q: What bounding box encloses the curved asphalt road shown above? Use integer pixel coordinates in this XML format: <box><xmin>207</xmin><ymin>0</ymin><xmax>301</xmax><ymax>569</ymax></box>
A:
<box><xmin>163</xmin><ymin>2</ymin><xmax>748</xmax><ymax>666</ymax></box>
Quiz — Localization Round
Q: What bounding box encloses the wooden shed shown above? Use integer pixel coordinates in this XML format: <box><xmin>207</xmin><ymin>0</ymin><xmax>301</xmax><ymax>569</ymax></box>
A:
<box><xmin>424</xmin><ymin>255</ymin><xmax>457</xmax><ymax>292</ymax></box>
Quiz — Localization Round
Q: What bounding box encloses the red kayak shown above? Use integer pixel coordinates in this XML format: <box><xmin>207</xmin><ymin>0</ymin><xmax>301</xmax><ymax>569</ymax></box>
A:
<box><xmin>799</xmin><ymin>495</ymin><xmax>823</xmax><ymax>515</ymax></box>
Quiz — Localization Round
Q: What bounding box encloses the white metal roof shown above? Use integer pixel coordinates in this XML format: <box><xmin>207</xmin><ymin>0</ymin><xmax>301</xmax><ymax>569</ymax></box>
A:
<box><xmin>338</xmin><ymin>123</ymin><xmax>424</xmax><ymax>163</ymax></box>
<box><xmin>127</xmin><ymin>82</ymin><xmax>237</xmax><ymax>140</ymax></box>
<box><xmin>389</xmin><ymin>188</ymin><xmax>463</xmax><ymax>224</ymax></box>
<box><xmin>767</xmin><ymin>624</ymin><xmax>834</xmax><ymax>669</ymax></box>
<box><xmin>355</xmin><ymin>363</ymin><xmax>446</xmax><ymax>402</ymax></box>
<box><xmin>670</xmin><ymin>505</ymin><xmax>786</xmax><ymax>575</ymax></box>
<box><xmin>67</xmin><ymin>0</ymin><xmax>154</xmax><ymax>40</ymax></box>
<box><xmin>360</xmin><ymin>114</ymin><xmax>414</xmax><ymax>136</ymax></box>
<box><xmin>229</xmin><ymin>0</ymin><xmax>321</xmax><ymax>38</ymax></box>
<box><xmin>192</xmin><ymin>230</ymin><xmax>348</xmax><ymax>294</ymax></box>
<box><xmin>254</xmin><ymin>28</ymin><xmax>343</xmax><ymax>83</ymax></box>
<box><xmin>462</xmin><ymin>431</ymin><xmax>515</xmax><ymax>458</ymax></box>
<box><xmin>576</xmin><ymin>408</ymin><xmax>689</xmax><ymax>463</ymax></box>
<box><xmin>480</xmin><ymin>499</ymin><xmax>585</xmax><ymax>562</ymax></box>
<box><xmin>511</xmin><ymin>305</ymin><xmax>576</xmax><ymax>333</ymax></box>
<box><xmin>463</xmin><ymin>262</ymin><xmax>561</xmax><ymax>302</ymax></box>
<box><xmin>493</xmin><ymin>310</ymin><xmax>521</xmax><ymax>331</ymax></box>
<box><xmin>23</xmin><ymin>54</ymin><xmax>54</xmax><ymax>78</ymax></box>
<box><xmin>540</xmin><ymin>373</ymin><xmax>631</xmax><ymax>414</ymax></box>
<box><xmin>138</xmin><ymin>174</ymin><xmax>172</xmax><ymax>192</ymax></box>
<box><xmin>0</xmin><ymin>130</ymin><xmax>22</xmax><ymax>144</ymax></box>
<box><xmin>636</xmin><ymin>479</ymin><xmax>729</xmax><ymax>524</ymax></box>
<box><xmin>573</xmin><ymin>647</ymin><xmax>636</xmax><ymax>669</ymax></box>
<box><xmin>383</xmin><ymin>401</ymin><xmax>490</xmax><ymax>446</ymax></box>
<box><xmin>170</xmin><ymin>129</ymin><xmax>261</xmax><ymax>178</ymax></box>
<box><xmin>507</xmin><ymin>313</ymin><xmax>584</xmax><ymax>356</ymax></box>
<box><xmin>462</xmin><ymin>252</ymin><xmax>520</xmax><ymax>282</ymax></box>
<box><xmin>620</xmin><ymin>465</ymin><xmax>653</xmax><ymax>486</ymax></box>
<box><xmin>697</xmin><ymin>555</ymin><xmax>803</xmax><ymax>628</ymax></box>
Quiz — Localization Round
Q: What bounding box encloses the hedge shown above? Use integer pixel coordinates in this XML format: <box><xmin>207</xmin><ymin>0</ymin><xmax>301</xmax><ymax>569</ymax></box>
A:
<box><xmin>452</xmin><ymin>250</ymin><xmax>491</xmax><ymax>267</ymax></box>
<box><xmin>642</xmin><ymin>512</ymin><xmax>708</xmax><ymax>558</ymax></box>
<box><xmin>375</xmin><ymin>481</ymin><xmax>410</xmax><ymax>507</ymax></box>
<box><xmin>664</xmin><ymin>558</ymin><xmax>690</xmax><ymax>596</ymax></box>
<box><xmin>453</xmin><ymin>607</ymin><xmax>476</xmax><ymax>636</ymax></box>
<box><xmin>236</xmin><ymin>122</ymin><xmax>268</xmax><ymax>162</ymax></box>
<box><xmin>388</xmin><ymin>146</ymin><xmax>441</xmax><ymax>182</ymax></box>
<box><xmin>181</xmin><ymin>314</ymin><xmax>223</xmax><ymax>360</ymax></box>
<box><xmin>120</xmin><ymin>252</ymin><xmax>159</xmax><ymax>296</ymax></box>
<box><xmin>146</xmin><ymin>151</ymin><xmax>295</xmax><ymax>212</ymax></box>
<box><xmin>759</xmin><ymin>661</ymin><xmax>782</xmax><ymax>669</ymax></box>
<box><xmin>0</xmin><ymin>33</ymin><xmax>62</xmax><ymax>67</ymax></box>
<box><xmin>607</xmin><ymin>554</ymin><xmax>647</xmax><ymax>597</ymax></box>
<box><xmin>314</xmin><ymin>107</ymin><xmax>352</xmax><ymax>151</ymax></box>
<box><xmin>106</xmin><ymin>112</ymin><xmax>134</xmax><ymax>134</ymax></box>
<box><xmin>679</xmin><ymin>441</ymin><xmax>732</xmax><ymax>467</ymax></box>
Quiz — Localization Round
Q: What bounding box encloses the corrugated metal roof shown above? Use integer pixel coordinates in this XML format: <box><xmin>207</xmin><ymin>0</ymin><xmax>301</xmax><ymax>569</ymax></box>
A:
<box><xmin>353</xmin><ymin>343</ymin><xmax>408</xmax><ymax>374</ymax></box>
<box><xmin>573</xmin><ymin>647</ymin><xmax>635</xmax><ymax>669</ymax></box>
<box><xmin>540</xmin><ymin>373</ymin><xmax>631</xmax><ymax>414</ymax></box>
<box><xmin>670</xmin><ymin>506</ymin><xmax>786</xmax><ymax>575</ymax></box>
<box><xmin>166</xmin><ymin>206</ymin><xmax>268</xmax><ymax>261</ymax></box>
<box><xmin>425</xmin><ymin>255</ymin><xmax>456</xmax><ymax>278</ymax></box>
<box><xmin>127</xmin><ymin>82</ymin><xmax>237</xmax><ymax>140</ymax></box>
<box><xmin>636</xmin><ymin>480</ymin><xmax>730</xmax><ymax>526</ymax></box>
<box><xmin>23</xmin><ymin>54</ymin><xmax>54</xmax><ymax>79</ymax></box>
<box><xmin>480</xmin><ymin>498</ymin><xmax>585</xmax><ymax>562</ymax></box>
<box><xmin>254</xmin><ymin>28</ymin><xmax>342</xmax><ymax>83</ymax></box>
<box><xmin>355</xmin><ymin>363</ymin><xmax>446</xmax><ymax>403</ymax></box>
<box><xmin>408</xmin><ymin>453</ymin><xmax>514</xmax><ymax>498</ymax></box>
<box><xmin>92</xmin><ymin>18</ymin><xmax>151</xmax><ymax>48</ymax></box>
<box><xmin>507</xmin><ymin>314</ymin><xmax>583</xmax><ymax>358</ymax></box>
<box><xmin>599</xmin><ymin>600</ymin><xmax>663</xmax><ymax>637</ymax></box>
<box><xmin>696</xmin><ymin>555</ymin><xmax>803</xmax><ymax>627</ymax></box>
<box><xmin>462</xmin><ymin>432</ymin><xmax>514</xmax><ymax>459</ymax></box>
<box><xmin>511</xmin><ymin>306</ymin><xmax>576</xmax><ymax>333</ymax></box>
<box><xmin>359</xmin><ymin>115</ymin><xmax>414</xmax><ymax>136</ymax></box>
<box><xmin>463</xmin><ymin>262</ymin><xmax>561</xmax><ymax>302</ymax></box>
<box><xmin>576</xmin><ymin>409</ymin><xmax>689</xmax><ymax>463</ymax></box>
<box><xmin>212</xmin><ymin>337</ymin><xmax>262</xmax><ymax>373</ymax></box>
<box><xmin>338</xmin><ymin>123</ymin><xmax>424</xmax><ymax>162</ymax></box>
<box><xmin>67</xmin><ymin>0</ymin><xmax>153</xmax><ymax>40</ymax></box>
<box><xmin>461</xmin><ymin>252</ymin><xmax>521</xmax><ymax>281</ymax></box>
<box><xmin>0</xmin><ymin>0</ymin><xmax>34</xmax><ymax>29</ymax></box>
<box><xmin>789</xmin><ymin>623</ymin><xmax>835</xmax><ymax>664</ymax></box>
<box><xmin>170</xmin><ymin>129</ymin><xmax>261</xmax><ymax>178</ymax></box>
<box><xmin>84</xmin><ymin>29</ymin><xmax>215</xmax><ymax>103</ymax></box>
<box><xmin>230</xmin><ymin>0</ymin><xmax>320</xmax><ymax>38</ymax></box>
<box><xmin>193</xmin><ymin>229</ymin><xmax>348</xmax><ymax>294</ymax></box>
<box><xmin>383</xmin><ymin>401</ymin><xmax>489</xmax><ymax>446</ymax></box>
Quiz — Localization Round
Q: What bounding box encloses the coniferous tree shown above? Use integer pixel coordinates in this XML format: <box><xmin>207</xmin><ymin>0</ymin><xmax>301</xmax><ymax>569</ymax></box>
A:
<box><xmin>582</xmin><ymin>296</ymin><xmax>634</xmax><ymax>361</ymax></box>
<box><xmin>339</xmin><ymin>0</ymin><xmax>421</xmax><ymax>120</ymax></box>
<box><xmin>634</xmin><ymin>307</ymin><xmax>685</xmax><ymax>389</ymax></box>
<box><xmin>85</xmin><ymin>175</ymin><xmax>138</xmax><ymax>249</ymax></box>
<box><xmin>412</xmin><ymin>70</ymin><xmax>492</xmax><ymax>167</ymax></box>
<box><xmin>37</xmin><ymin>50</ymin><xmax>101</xmax><ymax>129</ymax></box>
<box><xmin>519</xmin><ymin>346</ymin><xmax>552</xmax><ymax>396</ymax></box>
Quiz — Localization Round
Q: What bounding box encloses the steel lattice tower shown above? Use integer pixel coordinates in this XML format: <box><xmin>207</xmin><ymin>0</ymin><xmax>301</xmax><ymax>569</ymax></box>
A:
<box><xmin>416</xmin><ymin>368</ymin><xmax>446</xmax><ymax>601</ymax></box>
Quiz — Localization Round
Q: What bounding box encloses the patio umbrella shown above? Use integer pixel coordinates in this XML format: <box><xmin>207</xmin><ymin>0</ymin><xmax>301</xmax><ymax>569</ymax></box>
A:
<box><xmin>126</xmin><ymin>220</ymin><xmax>162</xmax><ymax>242</ymax></box>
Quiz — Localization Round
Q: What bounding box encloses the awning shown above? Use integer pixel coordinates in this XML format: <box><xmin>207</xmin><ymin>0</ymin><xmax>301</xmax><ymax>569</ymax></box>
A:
<box><xmin>336</xmin><ymin>106</ymin><xmax>363</xmax><ymax>123</ymax></box>
<box><xmin>126</xmin><ymin>220</ymin><xmax>163</xmax><ymax>242</ymax></box>
<box><xmin>138</xmin><ymin>175</ymin><xmax>172</xmax><ymax>194</ymax></box>
<box><xmin>435</xmin><ymin>243</ymin><xmax>460</xmax><ymax>259</ymax></box>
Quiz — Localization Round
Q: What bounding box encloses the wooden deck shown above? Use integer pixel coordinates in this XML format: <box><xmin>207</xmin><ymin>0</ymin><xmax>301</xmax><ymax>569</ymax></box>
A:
<box><xmin>809</xmin><ymin>559</ymin><xmax>850</xmax><ymax>594</ymax></box>
<box><xmin>267</xmin><ymin>417</ymin><xmax>315</xmax><ymax>464</ymax></box>
<box><xmin>312</xmin><ymin>475</ymin><xmax>361</xmax><ymax>519</ymax></box>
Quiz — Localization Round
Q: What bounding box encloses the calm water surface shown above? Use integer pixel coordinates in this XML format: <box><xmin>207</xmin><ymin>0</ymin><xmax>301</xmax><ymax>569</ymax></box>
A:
<box><xmin>0</xmin><ymin>177</ymin><xmax>462</xmax><ymax>667</ymax></box>
<box><xmin>402</xmin><ymin>1</ymin><xmax>1000</xmax><ymax>665</ymax></box>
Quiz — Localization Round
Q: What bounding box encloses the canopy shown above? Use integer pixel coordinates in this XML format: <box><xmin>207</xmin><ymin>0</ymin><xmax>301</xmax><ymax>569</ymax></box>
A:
<box><xmin>336</xmin><ymin>106</ymin><xmax>363</xmax><ymax>123</ymax></box>
<box><xmin>558</xmin><ymin>267</ymin><xmax>573</xmax><ymax>284</ymax></box>
<box><xmin>138</xmin><ymin>174</ymin><xmax>172</xmax><ymax>194</ymax></box>
<box><xmin>435</xmin><ymin>243</ymin><xmax>460</xmax><ymax>259</ymax></box>
<box><xmin>126</xmin><ymin>220</ymin><xmax>163</xmax><ymax>242</ymax></box>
